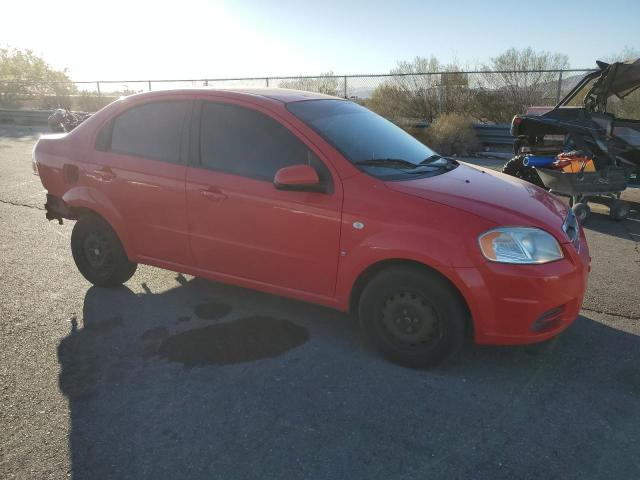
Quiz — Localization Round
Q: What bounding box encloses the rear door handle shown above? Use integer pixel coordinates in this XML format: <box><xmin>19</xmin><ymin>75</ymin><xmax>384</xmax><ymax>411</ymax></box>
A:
<box><xmin>94</xmin><ymin>166</ymin><xmax>116</xmax><ymax>181</ymax></box>
<box><xmin>199</xmin><ymin>188</ymin><xmax>227</xmax><ymax>202</ymax></box>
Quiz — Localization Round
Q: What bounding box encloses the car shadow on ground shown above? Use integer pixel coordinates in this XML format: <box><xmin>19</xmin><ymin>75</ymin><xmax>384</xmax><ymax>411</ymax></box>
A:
<box><xmin>58</xmin><ymin>278</ymin><xmax>640</xmax><ymax>479</ymax></box>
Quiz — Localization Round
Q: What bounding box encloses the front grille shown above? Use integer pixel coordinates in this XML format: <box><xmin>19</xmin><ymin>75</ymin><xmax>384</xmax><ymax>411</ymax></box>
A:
<box><xmin>562</xmin><ymin>209</ymin><xmax>580</xmax><ymax>251</ymax></box>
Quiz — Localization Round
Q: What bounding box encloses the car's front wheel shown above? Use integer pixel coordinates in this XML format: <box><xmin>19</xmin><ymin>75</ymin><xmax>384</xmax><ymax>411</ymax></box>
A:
<box><xmin>358</xmin><ymin>266</ymin><xmax>467</xmax><ymax>368</ymax></box>
<box><xmin>71</xmin><ymin>214</ymin><xmax>137</xmax><ymax>287</ymax></box>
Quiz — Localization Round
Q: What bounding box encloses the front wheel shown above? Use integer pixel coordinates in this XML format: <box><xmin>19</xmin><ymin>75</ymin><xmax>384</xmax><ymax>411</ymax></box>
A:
<box><xmin>71</xmin><ymin>214</ymin><xmax>137</xmax><ymax>287</ymax></box>
<box><xmin>358</xmin><ymin>266</ymin><xmax>467</xmax><ymax>368</ymax></box>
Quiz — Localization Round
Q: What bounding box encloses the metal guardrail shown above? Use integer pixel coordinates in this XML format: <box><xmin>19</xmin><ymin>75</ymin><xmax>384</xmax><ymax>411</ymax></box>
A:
<box><xmin>409</xmin><ymin>121</ymin><xmax>513</xmax><ymax>148</ymax></box>
<box><xmin>473</xmin><ymin>124</ymin><xmax>513</xmax><ymax>146</ymax></box>
<box><xmin>0</xmin><ymin>108</ymin><xmax>52</xmax><ymax>126</ymax></box>
<box><xmin>0</xmin><ymin>108</ymin><xmax>514</xmax><ymax>149</ymax></box>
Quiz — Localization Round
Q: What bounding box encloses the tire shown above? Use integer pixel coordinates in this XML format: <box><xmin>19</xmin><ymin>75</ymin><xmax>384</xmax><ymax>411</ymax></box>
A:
<box><xmin>71</xmin><ymin>214</ymin><xmax>137</xmax><ymax>287</ymax></box>
<box><xmin>502</xmin><ymin>156</ymin><xmax>545</xmax><ymax>188</ymax></box>
<box><xmin>572</xmin><ymin>202</ymin><xmax>591</xmax><ymax>224</ymax></box>
<box><xmin>609</xmin><ymin>200</ymin><xmax>630</xmax><ymax>221</ymax></box>
<box><xmin>358</xmin><ymin>266</ymin><xmax>467</xmax><ymax>368</ymax></box>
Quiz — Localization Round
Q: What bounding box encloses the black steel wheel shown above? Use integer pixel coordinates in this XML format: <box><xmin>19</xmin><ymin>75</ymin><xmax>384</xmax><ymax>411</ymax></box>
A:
<box><xmin>358</xmin><ymin>266</ymin><xmax>467</xmax><ymax>368</ymax></box>
<box><xmin>71</xmin><ymin>214</ymin><xmax>137</xmax><ymax>287</ymax></box>
<box><xmin>609</xmin><ymin>200</ymin><xmax>630</xmax><ymax>221</ymax></box>
<box><xmin>381</xmin><ymin>292</ymin><xmax>443</xmax><ymax>349</ymax></box>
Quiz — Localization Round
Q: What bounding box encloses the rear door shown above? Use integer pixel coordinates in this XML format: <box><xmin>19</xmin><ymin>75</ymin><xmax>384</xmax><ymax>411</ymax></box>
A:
<box><xmin>185</xmin><ymin>100</ymin><xmax>342</xmax><ymax>297</ymax></box>
<box><xmin>92</xmin><ymin>99</ymin><xmax>193</xmax><ymax>265</ymax></box>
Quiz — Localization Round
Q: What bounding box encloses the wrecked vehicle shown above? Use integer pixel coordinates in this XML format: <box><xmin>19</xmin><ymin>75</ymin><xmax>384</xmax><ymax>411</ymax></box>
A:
<box><xmin>47</xmin><ymin>108</ymin><xmax>92</xmax><ymax>133</ymax></box>
<box><xmin>503</xmin><ymin>58</ymin><xmax>640</xmax><ymax>222</ymax></box>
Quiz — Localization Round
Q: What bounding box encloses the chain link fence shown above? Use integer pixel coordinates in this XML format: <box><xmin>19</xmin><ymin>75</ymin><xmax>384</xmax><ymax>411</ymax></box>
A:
<box><xmin>0</xmin><ymin>69</ymin><xmax>599</xmax><ymax>123</ymax></box>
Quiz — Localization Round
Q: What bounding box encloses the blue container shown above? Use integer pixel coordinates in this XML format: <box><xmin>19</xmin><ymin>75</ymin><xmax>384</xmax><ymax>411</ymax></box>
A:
<box><xmin>523</xmin><ymin>155</ymin><xmax>555</xmax><ymax>167</ymax></box>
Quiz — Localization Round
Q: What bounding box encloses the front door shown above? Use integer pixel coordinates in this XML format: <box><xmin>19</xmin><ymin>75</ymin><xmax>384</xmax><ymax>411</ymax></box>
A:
<box><xmin>186</xmin><ymin>101</ymin><xmax>342</xmax><ymax>297</ymax></box>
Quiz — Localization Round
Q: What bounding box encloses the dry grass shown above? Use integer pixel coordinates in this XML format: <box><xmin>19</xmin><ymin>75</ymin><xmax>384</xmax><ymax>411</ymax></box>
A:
<box><xmin>423</xmin><ymin>113</ymin><xmax>480</xmax><ymax>155</ymax></box>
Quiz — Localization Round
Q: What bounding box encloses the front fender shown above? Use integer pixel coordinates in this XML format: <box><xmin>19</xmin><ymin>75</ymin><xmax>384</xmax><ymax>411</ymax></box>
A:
<box><xmin>334</xmin><ymin>227</ymin><xmax>481</xmax><ymax>311</ymax></box>
<box><xmin>62</xmin><ymin>186</ymin><xmax>135</xmax><ymax>260</ymax></box>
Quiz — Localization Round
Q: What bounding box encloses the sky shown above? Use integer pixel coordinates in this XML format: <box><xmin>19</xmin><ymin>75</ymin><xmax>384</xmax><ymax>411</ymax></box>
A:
<box><xmin>3</xmin><ymin>0</ymin><xmax>639</xmax><ymax>81</ymax></box>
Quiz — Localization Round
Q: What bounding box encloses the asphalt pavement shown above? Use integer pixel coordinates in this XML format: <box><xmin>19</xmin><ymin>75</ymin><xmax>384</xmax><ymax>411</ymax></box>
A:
<box><xmin>1</xmin><ymin>126</ymin><xmax>639</xmax><ymax>479</ymax></box>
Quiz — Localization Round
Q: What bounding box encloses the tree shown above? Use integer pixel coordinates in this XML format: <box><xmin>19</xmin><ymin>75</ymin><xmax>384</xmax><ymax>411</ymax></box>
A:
<box><xmin>477</xmin><ymin>47</ymin><xmax>569</xmax><ymax>121</ymax></box>
<box><xmin>278</xmin><ymin>72</ymin><xmax>342</xmax><ymax>96</ymax></box>
<box><xmin>388</xmin><ymin>56</ymin><xmax>442</xmax><ymax>122</ymax></box>
<box><xmin>366</xmin><ymin>83</ymin><xmax>411</xmax><ymax>122</ymax></box>
<box><xmin>605</xmin><ymin>46</ymin><xmax>640</xmax><ymax>63</ymax></box>
<box><xmin>379</xmin><ymin>56</ymin><xmax>476</xmax><ymax>123</ymax></box>
<box><xmin>0</xmin><ymin>47</ymin><xmax>76</xmax><ymax>107</ymax></box>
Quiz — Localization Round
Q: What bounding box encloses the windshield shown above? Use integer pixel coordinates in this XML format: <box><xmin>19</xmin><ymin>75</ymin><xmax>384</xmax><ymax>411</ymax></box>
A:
<box><xmin>563</xmin><ymin>76</ymin><xmax>599</xmax><ymax>107</ymax></box>
<box><xmin>287</xmin><ymin>100</ymin><xmax>451</xmax><ymax>179</ymax></box>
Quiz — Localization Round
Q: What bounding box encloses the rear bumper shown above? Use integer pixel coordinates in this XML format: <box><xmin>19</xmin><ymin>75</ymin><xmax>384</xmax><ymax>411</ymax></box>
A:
<box><xmin>45</xmin><ymin>194</ymin><xmax>76</xmax><ymax>222</ymax></box>
<box><xmin>453</xmin><ymin>237</ymin><xmax>590</xmax><ymax>345</ymax></box>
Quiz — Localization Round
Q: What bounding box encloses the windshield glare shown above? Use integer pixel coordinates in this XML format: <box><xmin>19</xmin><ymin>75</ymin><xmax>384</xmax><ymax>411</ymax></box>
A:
<box><xmin>287</xmin><ymin>100</ymin><xmax>441</xmax><ymax>175</ymax></box>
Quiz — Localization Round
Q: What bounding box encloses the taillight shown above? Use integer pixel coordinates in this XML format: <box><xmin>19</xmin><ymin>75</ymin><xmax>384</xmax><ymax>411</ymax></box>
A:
<box><xmin>31</xmin><ymin>143</ymin><xmax>39</xmax><ymax>176</ymax></box>
<box><xmin>510</xmin><ymin>115</ymin><xmax>523</xmax><ymax>136</ymax></box>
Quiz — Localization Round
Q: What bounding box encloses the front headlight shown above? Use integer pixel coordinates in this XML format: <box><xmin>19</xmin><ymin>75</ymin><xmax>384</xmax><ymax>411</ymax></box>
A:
<box><xmin>478</xmin><ymin>227</ymin><xmax>563</xmax><ymax>264</ymax></box>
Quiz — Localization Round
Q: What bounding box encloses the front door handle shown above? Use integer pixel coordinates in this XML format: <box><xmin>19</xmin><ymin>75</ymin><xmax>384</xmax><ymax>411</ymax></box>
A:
<box><xmin>199</xmin><ymin>188</ymin><xmax>227</xmax><ymax>202</ymax></box>
<box><xmin>94</xmin><ymin>166</ymin><xmax>116</xmax><ymax>182</ymax></box>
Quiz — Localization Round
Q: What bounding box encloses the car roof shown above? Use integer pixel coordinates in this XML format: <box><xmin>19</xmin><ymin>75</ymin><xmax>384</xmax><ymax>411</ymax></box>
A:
<box><xmin>127</xmin><ymin>87</ymin><xmax>343</xmax><ymax>104</ymax></box>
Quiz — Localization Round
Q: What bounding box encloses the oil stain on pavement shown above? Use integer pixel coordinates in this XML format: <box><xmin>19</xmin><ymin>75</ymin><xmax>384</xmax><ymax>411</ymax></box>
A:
<box><xmin>152</xmin><ymin>316</ymin><xmax>309</xmax><ymax>367</ymax></box>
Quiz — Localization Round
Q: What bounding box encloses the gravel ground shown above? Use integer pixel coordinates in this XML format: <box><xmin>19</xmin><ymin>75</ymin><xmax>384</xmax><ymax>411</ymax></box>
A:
<box><xmin>1</xmin><ymin>126</ymin><xmax>639</xmax><ymax>480</ymax></box>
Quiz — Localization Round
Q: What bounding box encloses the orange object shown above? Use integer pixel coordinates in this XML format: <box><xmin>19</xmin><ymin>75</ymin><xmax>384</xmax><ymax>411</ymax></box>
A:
<box><xmin>553</xmin><ymin>152</ymin><xmax>596</xmax><ymax>173</ymax></box>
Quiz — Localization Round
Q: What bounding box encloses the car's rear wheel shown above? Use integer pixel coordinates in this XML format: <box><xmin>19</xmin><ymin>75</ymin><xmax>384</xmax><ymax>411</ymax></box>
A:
<box><xmin>358</xmin><ymin>266</ymin><xmax>467</xmax><ymax>368</ymax></box>
<box><xmin>71</xmin><ymin>214</ymin><xmax>137</xmax><ymax>287</ymax></box>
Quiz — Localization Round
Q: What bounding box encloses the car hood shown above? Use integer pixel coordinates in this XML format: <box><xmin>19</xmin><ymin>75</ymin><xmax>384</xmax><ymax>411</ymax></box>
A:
<box><xmin>385</xmin><ymin>162</ymin><xmax>571</xmax><ymax>242</ymax></box>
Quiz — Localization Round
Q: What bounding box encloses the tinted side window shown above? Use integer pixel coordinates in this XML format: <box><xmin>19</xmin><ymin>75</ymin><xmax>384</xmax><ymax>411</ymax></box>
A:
<box><xmin>109</xmin><ymin>101</ymin><xmax>190</xmax><ymax>163</ymax></box>
<box><xmin>200</xmin><ymin>102</ymin><xmax>331</xmax><ymax>185</ymax></box>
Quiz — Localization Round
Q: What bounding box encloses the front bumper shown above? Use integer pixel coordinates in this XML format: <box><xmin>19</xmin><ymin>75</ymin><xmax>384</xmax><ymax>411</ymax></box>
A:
<box><xmin>453</xmin><ymin>233</ymin><xmax>590</xmax><ymax>345</ymax></box>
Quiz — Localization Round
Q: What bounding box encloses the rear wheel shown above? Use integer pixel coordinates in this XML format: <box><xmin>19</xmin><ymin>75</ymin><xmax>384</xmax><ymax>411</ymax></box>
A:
<box><xmin>358</xmin><ymin>266</ymin><xmax>467</xmax><ymax>368</ymax></box>
<box><xmin>71</xmin><ymin>214</ymin><xmax>137</xmax><ymax>287</ymax></box>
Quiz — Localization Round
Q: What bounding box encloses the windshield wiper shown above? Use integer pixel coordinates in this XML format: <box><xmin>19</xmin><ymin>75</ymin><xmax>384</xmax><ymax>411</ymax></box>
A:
<box><xmin>418</xmin><ymin>154</ymin><xmax>443</xmax><ymax>165</ymax></box>
<box><xmin>418</xmin><ymin>154</ymin><xmax>457</xmax><ymax>171</ymax></box>
<box><xmin>354</xmin><ymin>158</ymin><xmax>419</xmax><ymax>169</ymax></box>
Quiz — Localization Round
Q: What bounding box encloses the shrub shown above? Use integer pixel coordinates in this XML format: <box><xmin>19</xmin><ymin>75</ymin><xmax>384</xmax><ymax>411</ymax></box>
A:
<box><xmin>74</xmin><ymin>92</ymin><xmax>113</xmax><ymax>112</ymax></box>
<box><xmin>366</xmin><ymin>84</ymin><xmax>410</xmax><ymax>122</ymax></box>
<box><xmin>423</xmin><ymin>113</ymin><xmax>480</xmax><ymax>156</ymax></box>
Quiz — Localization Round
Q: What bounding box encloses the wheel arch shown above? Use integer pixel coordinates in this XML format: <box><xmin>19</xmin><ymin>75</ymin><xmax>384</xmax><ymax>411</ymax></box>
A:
<box><xmin>348</xmin><ymin>258</ymin><xmax>473</xmax><ymax>332</ymax></box>
<box><xmin>62</xmin><ymin>187</ymin><xmax>135</xmax><ymax>260</ymax></box>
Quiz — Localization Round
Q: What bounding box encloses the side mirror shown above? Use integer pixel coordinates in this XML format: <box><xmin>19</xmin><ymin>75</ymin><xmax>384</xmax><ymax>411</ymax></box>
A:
<box><xmin>273</xmin><ymin>165</ymin><xmax>324</xmax><ymax>192</ymax></box>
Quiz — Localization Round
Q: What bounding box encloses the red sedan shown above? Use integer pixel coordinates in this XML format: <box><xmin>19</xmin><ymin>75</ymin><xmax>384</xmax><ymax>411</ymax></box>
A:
<box><xmin>34</xmin><ymin>89</ymin><xmax>590</xmax><ymax>367</ymax></box>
